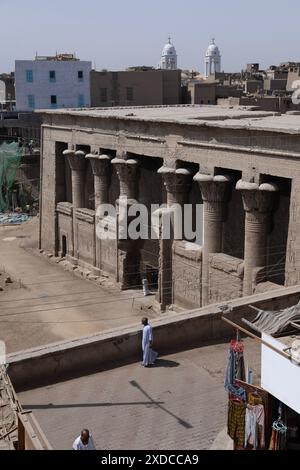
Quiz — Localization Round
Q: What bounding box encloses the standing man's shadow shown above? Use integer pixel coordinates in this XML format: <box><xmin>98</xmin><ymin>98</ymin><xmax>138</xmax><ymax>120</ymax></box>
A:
<box><xmin>151</xmin><ymin>358</ymin><xmax>180</xmax><ymax>368</ymax></box>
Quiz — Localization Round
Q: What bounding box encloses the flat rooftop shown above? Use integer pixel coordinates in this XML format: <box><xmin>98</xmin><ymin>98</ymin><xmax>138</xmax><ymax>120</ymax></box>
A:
<box><xmin>18</xmin><ymin>338</ymin><xmax>260</xmax><ymax>450</ymax></box>
<box><xmin>38</xmin><ymin>104</ymin><xmax>274</xmax><ymax>124</ymax></box>
<box><xmin>38</xmin><ymin>105</ymin><xmax>300</xmax><ymax>134</ymax></box>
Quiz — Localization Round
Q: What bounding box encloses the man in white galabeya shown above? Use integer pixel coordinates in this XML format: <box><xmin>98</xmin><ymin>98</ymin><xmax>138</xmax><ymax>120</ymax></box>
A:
<box><xmin>72</xmin><ymin>429</ymin><xmax>95</xmax><ymax>450</ymax></box>
<box><xmin>141</xmin><ymin>317</ymin><xmax>158</xmax><ymax>367</ymax></box>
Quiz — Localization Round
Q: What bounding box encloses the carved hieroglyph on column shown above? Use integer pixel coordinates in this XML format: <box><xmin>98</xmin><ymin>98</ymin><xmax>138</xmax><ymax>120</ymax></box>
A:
<box><xmin>193</xmin><ymin>173</ymin><xmax>232</xmax><ymax>306</ymax></box>
<box><xmin>157</xmin><ymin>166</ymin><xmax>193</xmax><ymax>310</ymax></box>
<box><xmin>236</xmin><ymin>180</ymin><xmax>278</xmax><ymax>296</ymax></box>
<box><xmin>111</xmin><ymin>158</ymin><xmax>140</xmax><ymax>289</ymax></box>
<box><xmin>63</xmin><ymin>149</ymin><xmax>86</xmax><ymax>259</ymax></box>
<box><xmin>86</xmin><ymin>153</ymin><xmax>111</xmax><ymax>272</ymax></box>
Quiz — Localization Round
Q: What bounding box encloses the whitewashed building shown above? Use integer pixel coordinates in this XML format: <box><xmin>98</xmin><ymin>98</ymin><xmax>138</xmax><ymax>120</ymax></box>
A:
<box><xmin>15</xmin><ymin>54</ymin><xmax>92</xmax><ymax>111</ymax></box>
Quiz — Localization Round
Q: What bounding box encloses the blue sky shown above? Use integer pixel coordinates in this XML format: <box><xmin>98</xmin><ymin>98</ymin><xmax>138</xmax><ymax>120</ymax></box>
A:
<box><xmin>1</xmin><ymin>0</ymin><xmax>299</xmax><ymax>73</ymax></box>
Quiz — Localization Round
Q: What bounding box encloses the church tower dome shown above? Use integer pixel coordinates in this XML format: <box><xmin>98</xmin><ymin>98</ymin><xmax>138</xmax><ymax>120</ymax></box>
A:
<box><xmin>204</xmin><ymin>38</ymin><xmax>221</xmax><ymax>77</ymax></box>
<box><xmin>160</xmin><ymin>37</ymin><xmax>177</xmax><ymax>70</ymax></box>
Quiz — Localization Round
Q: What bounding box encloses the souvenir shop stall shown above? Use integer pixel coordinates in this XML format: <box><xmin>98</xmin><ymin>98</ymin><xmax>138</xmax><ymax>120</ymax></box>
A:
<box><xmin>222</xmin><ymin>305</ymin><xmax>300</xmax><ymax>451</ymax></box>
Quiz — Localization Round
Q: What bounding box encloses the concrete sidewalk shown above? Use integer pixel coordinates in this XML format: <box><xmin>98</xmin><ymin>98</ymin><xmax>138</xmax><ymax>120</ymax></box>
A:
<box><xmin>18</xmin><ymin>338</ymin><xmax>260</xmax><ymax>450</ymax></box>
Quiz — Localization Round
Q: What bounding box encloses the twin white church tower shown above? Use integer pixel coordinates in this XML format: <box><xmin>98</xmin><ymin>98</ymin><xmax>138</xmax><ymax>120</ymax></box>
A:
<box><xmin>204</xmin><ymin>38</ymin><xmax>221</xmax><ymax>76</ymax></box>
<box><xmin>159</xmin><ymin>37</ymin><xmax>221</xmax><ymax>77</ymax></box>
<box><xmin>160</xmin><ymin>37</ymin><xmax>178</xmax><ymax>70</ymax></box>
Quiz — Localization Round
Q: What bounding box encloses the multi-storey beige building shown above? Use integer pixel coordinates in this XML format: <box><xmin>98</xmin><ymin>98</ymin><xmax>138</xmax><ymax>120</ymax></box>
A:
<box><xmin>39</xmin><ymin>105</ymin><xmax>300</xmax><ymax>310</ymax></box>
<box><xmin>90</xmin><ymin>69</ymin><xmax>181</xmax><ymax>107</ymax></box>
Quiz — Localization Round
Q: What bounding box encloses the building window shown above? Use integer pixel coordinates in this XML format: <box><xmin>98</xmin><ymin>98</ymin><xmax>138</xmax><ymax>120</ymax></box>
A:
<box><xmin>49</xmin><ymin>70</ymin><xmax>56</xmax><ymax>82</ymax></box>
<box><xmin>78</xmin><ymin>94</ymin><xmax>85</xmax><ymax>107</ymax></box>
<box><xmin>27</xmin><ymin>94</ymin><xmax>35</xmax><ymax>108</ymax></box>
<box><xmin>100</xmin><ymin>88</ymin><xmax>107</xmax><ymax>103</ymax></box>
<box><xmin>26</xmin><ymin>70</ymin><xmax>33</xmax><ymax>82</ymax></box>
<box><xmin>126</xmin><ymin>87</ymin><xmax>133</xmax><ymax>101</ymax></box>
<box><xmin>50</xmin><ymin>95</ymin><xmax>57</xmax><ymax>107</ymax></box>
<box><xmin>78</xmin><ymin>70</ymin><xmax>83</xmax><ymax>81</ymax></box>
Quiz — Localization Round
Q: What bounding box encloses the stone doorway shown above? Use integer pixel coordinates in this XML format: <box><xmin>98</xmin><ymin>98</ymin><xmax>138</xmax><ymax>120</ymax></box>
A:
<box><xmin>61</xmin><ymin>235</ymin><xmax>67</xmax><ymax>258</ymax></box>
<box><xmin>146</xmin><ymin>264</ymin><xmax>158</xmax><ymax>290</ymax></box>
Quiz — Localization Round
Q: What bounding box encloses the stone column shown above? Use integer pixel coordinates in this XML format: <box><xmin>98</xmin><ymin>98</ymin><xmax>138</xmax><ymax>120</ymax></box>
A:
<box><xmin>63</xmin><ymin>149</ymin><xmax>86</xmax><ymax>208</ymax></box>
<box><xmin>86</xmin><ymin>153</ymin><xmax>111</xmax><ymax>208</ymax></box>
<box><xmin>193</xmin><ymin>173</ymin><xmax>231</xmax><ymax>306</ymax></box>
<box><xmin>111</xmin><ymin>158</ymin><xmax>139</xmax><ymax>200</ymax></box>
<box><xmin>111</xmin><ymin>158</ymin><xmax>140</xmax><ymax>288</ymax></box>
<box><xmin>86</xmin><ymin>153</ymin><xmax>111</xmax><ymax>272</ymax></box>
<box><xmin>63</xmin><ymin>149</ymin><xmax>86</xmax><ymax>260</ymax></box>
<box><xmin>158</xmin><ymin>167</ymin><xmax>192</xmax><ymax>206</ymax></box>
<box><xmin>157</xmin><ymin>167</ymin><xmax>192</xmax><ymax>309</ymax></box>
<box><xmin>236</xmin><ymin>180</ymin><xmax>278</xmax><ymax>296</ymax></box>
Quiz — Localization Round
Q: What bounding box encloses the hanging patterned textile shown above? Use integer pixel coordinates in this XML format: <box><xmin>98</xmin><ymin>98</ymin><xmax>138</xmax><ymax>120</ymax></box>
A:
<box><xmin>244</xmin><ymin>403</ymin><xmax>265</xmax><ymax>449</ymax></box>
<box><xmin>224</xmin><ymin>339</ymin><xmax>246</xmax><ymax>393</ymax></box>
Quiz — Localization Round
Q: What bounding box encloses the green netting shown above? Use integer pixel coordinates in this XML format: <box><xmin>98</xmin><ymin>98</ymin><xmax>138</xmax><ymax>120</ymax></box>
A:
<box><xmin>0</xmin><ymin>141</ymin><xmax>22</xmax><ymax>212</ymax></box>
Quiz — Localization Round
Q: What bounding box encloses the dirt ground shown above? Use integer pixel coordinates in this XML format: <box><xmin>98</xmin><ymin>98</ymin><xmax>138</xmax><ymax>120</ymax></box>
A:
<box><xmin>0</xmin><ymin>217</ymin><xmax>159</xmax><ymax>353</ymax></box>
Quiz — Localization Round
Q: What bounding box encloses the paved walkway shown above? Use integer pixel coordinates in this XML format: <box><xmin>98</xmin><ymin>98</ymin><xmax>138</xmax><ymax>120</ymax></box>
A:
<box><xmin>18</xmin><ymin>338</ymin><xmax>261</xmax><ymax>450</ymax></box>
<box><xmin>0</xmin><ymin>219</ymin><xmax>158</xmax><ymax>353</ymax></box>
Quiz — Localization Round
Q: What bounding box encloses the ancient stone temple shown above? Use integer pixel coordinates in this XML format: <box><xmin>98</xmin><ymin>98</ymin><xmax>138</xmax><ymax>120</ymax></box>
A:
<box><xmin>39</xmin><ymin>105</ymin><xmax>300</xmax><ymax>310</ymax></box>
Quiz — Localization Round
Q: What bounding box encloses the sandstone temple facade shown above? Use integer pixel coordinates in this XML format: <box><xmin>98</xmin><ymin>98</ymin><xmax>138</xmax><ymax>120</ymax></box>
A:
<box><xmin>39</xmin><ymin>105</ymin><xmax>300</xmax><ymax>310</ymax></box>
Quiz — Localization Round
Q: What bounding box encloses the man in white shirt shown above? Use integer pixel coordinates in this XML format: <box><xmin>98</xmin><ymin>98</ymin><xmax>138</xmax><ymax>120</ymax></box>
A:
<box><xmin>141</xmin><ymin>317</ymin><xmax>158</xmax><ymax>367</ymax></box>
<box><xmin>72</xmin><ymin>429</ymin><xmax>95</xmax><ymax>450</ymax></box>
